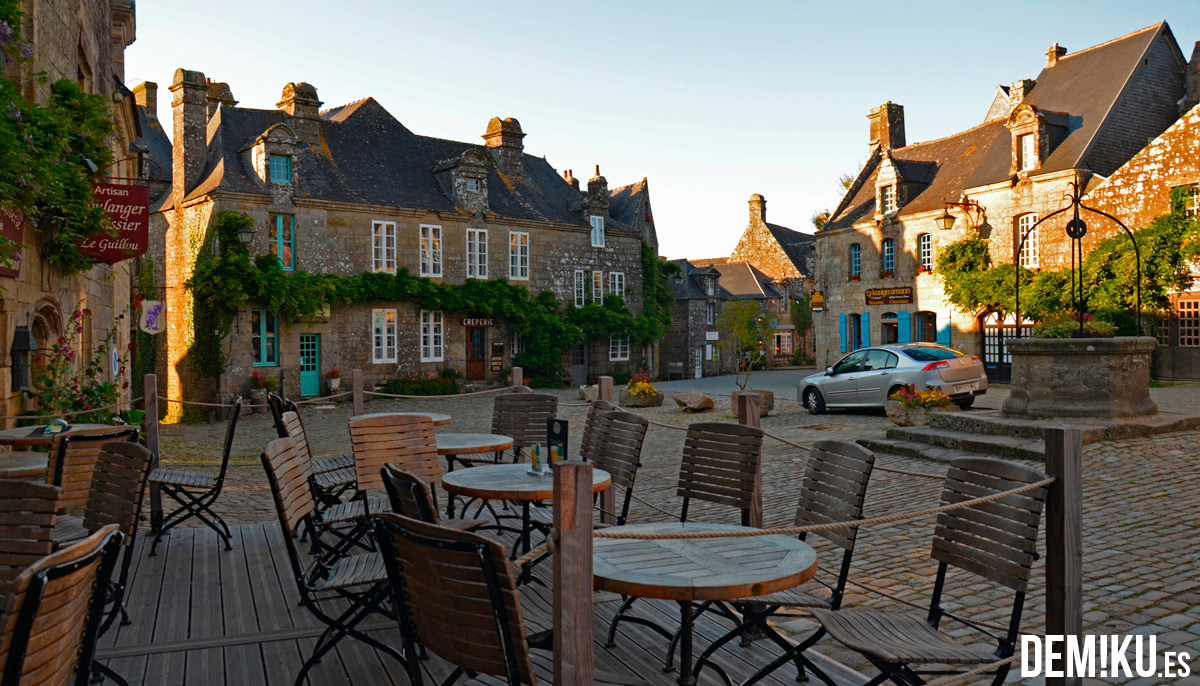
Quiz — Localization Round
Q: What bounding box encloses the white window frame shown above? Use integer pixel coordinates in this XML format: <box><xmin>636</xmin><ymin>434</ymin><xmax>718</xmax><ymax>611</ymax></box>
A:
<box><xmin>590</xmin><ymin>215</ymin><xmax>605</xmax><ymax>248</ymax></box>
<box><xmin>511</xmin><ymin>331</ymin><xmax>526</xmax><ymax>356</ymax></box>
<box><xmin>372</xmin><ymin>309</ymin><xmax>397</xmax><ymax>364</ymax></box>
<box><xmin>918</xmin><ymin>233</ymin><xmax>933</xmax><ymax>270</ymax></box>
<box><xmin>609</xmin><ymin>271</ymin><xmax>625</xmax><ymax>298</ymax></box>
<box><xmin>508</xmin><ymin>231</ymin><xmax>529</xmax><ymax>280</ymax></box>
<box><xmin>775</xmin><ymin>332</ymin><xmax>793</xmax><ymax>355</ymax></box>
<box><xmin>419</xmin><ymin>224</ymin><xmax>442</xmax><ymax>277</ymax></box>
<box><xmin>706</xmin><ymin>302</ymin><xmax>715</xmax><ymax>325</ymax></box>
<box><xmin>372</xmin><ymin>221</ymin><xmax>396</xmax><ymax>274</ymax></box>
<box><xmin>465</xmin><ymin>178</ymin><xmax>481</xmax><ymax>192</ymax></box>
<box><xmin>466</xmin><ymin>228</ymin><xmax>488</xmax><ymax>279</ymax></box>
<box><xmin>609</xmin><ymin>335</ymin><xmax>630</xmax><ymax>361</ymax></box>
<box><xmin>574</xmin><ymin>270</ymin><xmax>585</xmax><ymax>308</ymax></box>
<box><xmin>1018</xmin><ymin>214</ymin><xmax>1039</xmax><ymax>269</ymax></box>
<box><xmin>1019</xmin><ymin>134</ymin><xmax>1037</xmax><ymax>171</ymax></box>
<box><xmin>706</xmin><ymin>279</ymin><xmax>715</xmax><ymax>296</ymax></box>
<box><xmin>592</xmin><ymin>271</ymin><xmax>603</xmax><ymax>303</ymax></box>
<box><xmin>420</xmin><ymin>310</ymin><xmax>444</xmax><ymax>362</ymax></box>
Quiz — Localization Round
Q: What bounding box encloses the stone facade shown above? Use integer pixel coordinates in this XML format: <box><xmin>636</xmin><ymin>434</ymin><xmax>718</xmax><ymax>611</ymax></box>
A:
<box><xmin>0</xmin><ymin>0</ymin><xmax>140</xmax><ymax>421</ymax></box>
<box><xmin>814</xmin><ymin>24</ymin><xmax>1189</xmax><ymax>374</ymax></box>
<box><xmin>150</xmin><ymin>73</ymin><xmax>657</xmax><ymax>411</ymax></box>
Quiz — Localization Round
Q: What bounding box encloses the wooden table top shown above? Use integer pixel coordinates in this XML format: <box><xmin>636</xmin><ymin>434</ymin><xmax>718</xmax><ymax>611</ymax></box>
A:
<box><xmin>592</xmin><ymin>522</ymin><xmax>817</xmax><ymax>602</ymax></box>
<box><xmin>0</xmin><ymin>423</ymin><xmax>113</xmax><ymax>447</ymax></box>
<box><xmin>436</xmin><ymin>433</ymin><xmax>514</xmax><ymax>455</ymax></box>
<box><xmin>0</xmin><ymin>451</ymin><xmax>48</xmax><ymax>480</ymax></box>
<box><xmin>355</xmin><ymin>411</ymin><xmax>452</xmax><ymax>426</ymax></box>
<box><xmin>441</xmin><ymin>463</ymin><xmax>610</xmax><ymax>501</ymax></box>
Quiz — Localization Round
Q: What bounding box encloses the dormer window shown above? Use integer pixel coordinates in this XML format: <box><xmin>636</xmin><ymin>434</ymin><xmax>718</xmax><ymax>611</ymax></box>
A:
<box><xmin>590</xmin><ymin>215</ymin><xmax>605</xmax><ymax>248</ymax></box>
<box><xmin>706</xmin><ymin>279</ymin><xmax>715</xmax><ymax>296</ymax></box>
<box><xmin>465</xmin><ymin>178</ymin><xmax>481</xmax><ymax>193</ymax></box>
<box><xmin>268</xmin><ymin>154</ymin><xmax>292</xmax><ymax>183</ymax></box>
<box><xmin>880</xmin><ymin>185</ymin><xmax>896</xmax><ymax>214</ymax></box>
<box><xmin>1018</xmin><ymin>134</ymin><xmax>1037</xmax><ymax>171</ymax></box>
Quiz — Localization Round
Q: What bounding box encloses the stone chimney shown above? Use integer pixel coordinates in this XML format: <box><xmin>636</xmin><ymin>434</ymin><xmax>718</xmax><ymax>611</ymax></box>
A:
<box><xmin>132</xmin><ymin>81</ymin><xmax>156</xmax><ymax>116</ymax></box>
<box><xmin>277</xmin><ymin>82</ymin><xmax>322</xmax><ymax>145</ymax></box>
<box><xmin>1181</xmin><ymin>42</ymin><xmax>1200</xmax><ymax>115</ymax></box>
<box><xmin>582</xmin><ymin>165</ymin><xmax>609</xmax><ymax>216</ymax></box>
<box><xmin>1009</xmin><ymin>79</ymin><xmax>1035</xmax><ymax>105</ymax></box>
<box><xmin>206</xmin><ymin>80</ymin><xmax>237</xmax><ymax>117</ymax></box>
<box><xmin>169</xmin><ymin>68</ymin><xmax>208</xmax><ymax>201</ymax></box>
<box><xmin>483</xmin><ymin>117</ymin><xmax>525</xmax><ymax>178</ymax></box>
<box><xmin>868</xmin><ymin>102</ymin><xmax>905</xmax><ymax>154</ymax></box>
<box><xmin>1046</xmin><ymin>43</ymin><xmax>1067</xmax><ymax>67</ymax></box>
<box><xmin>564</xmin><ymin>169</ymin><xmax>579</xmax><ymax>191</ymax></box>
<box><xmin>749</xmin><ymin>193</ymin><xmax>767</xmax><ymax>224</ymax></box>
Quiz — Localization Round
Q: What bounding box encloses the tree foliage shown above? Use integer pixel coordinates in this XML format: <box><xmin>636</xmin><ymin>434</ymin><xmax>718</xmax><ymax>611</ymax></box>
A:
<box><xmin>713</xmin><ymin>299</ymin><xmax>772</xmax><ymax>389</ymax></box>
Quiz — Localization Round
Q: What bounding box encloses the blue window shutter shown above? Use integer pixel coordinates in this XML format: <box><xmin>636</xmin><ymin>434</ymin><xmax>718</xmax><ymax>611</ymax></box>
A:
<box><xmin>838</xmin><ymin>314</ymin><xmax>847</xmax><ymax>353</ymax></box>
<box><xmin>897</xmin><ymin>311</ymin><xmax>911</xmax><ymax>343</ymax></box>
<box><xmin>937</xmin><ymin>315</ymin><xmax>952</xmax><ymax>347</ymax></box>
<box><xmin>860</xmin><ymin>312</ymin><xmax>870</xmax><ymax>348</ymax></box>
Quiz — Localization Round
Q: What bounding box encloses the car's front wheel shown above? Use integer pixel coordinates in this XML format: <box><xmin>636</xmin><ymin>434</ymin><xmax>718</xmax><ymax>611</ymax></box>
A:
<box><xmin>954</xmin><ymin>396</ymin><xmax>975</xmax><ymax>410</ymax></box>
<box><xmin>803</xmin><ymin>387</ymin><xmax>826</xmax><ymax>415</ymax></box>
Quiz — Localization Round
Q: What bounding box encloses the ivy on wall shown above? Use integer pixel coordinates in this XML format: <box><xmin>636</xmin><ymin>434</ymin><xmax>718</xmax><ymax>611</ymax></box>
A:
<box><xmin>0</xmin><ymin>1</ymin><xmax>117</xmax><ymax>276</ymax></box>
<box><xmin>187</xmin><ymin>212</ymin><xmax>677</xmax><ymax>385</ymax></box>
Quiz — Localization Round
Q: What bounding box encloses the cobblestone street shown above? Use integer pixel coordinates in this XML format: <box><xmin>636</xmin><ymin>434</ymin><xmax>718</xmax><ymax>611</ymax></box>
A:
<box><xmin>152</xmin><ymin>372</ymin><xmax>1200</xmax><ymax>683</ymax></box>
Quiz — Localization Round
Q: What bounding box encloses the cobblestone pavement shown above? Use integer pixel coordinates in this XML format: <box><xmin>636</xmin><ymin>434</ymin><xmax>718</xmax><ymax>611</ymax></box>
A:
<box><xmin>151</xmin><ymin>373</ymin><xmax>1200</xmax><ymax>684</ymax></box>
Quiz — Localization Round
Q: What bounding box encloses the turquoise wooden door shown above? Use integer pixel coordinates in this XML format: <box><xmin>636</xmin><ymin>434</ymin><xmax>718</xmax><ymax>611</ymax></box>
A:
<box><xmin>299</xmin><ymin>334</ymin><xmax>320</xmax><ymax>396</ymax></box>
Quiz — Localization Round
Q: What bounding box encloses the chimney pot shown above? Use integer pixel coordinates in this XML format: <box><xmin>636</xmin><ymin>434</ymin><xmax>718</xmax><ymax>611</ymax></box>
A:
<box><xmin>868</xmin><ymin>102</ymin><xmax>905</xmax><ymax>154</ymax></box>
<box><xmin>483</xmin><ymin>117</ymin><xmax>525</xmax><ymax>177</ymax></box>
<box><xmin>169</xmin><ymin>68</ymin><xmax>208</xmax><ymax>201</ymax></box>
<box><xmin>277</xmin><ymin>82</ymin><xmax>322</xmax><ymax>144</ymax></box>
<box><xmin>1009</xmin><ymin>79</ymin><xmax>1036</xmax><ymax>105</ymax></box>
<box><xmin>132</xmin><ymin>81</ymin><xmax>157</xmax><ymax>116</ymax></box>
<box><xmin>749</xmin><ymin>194</ymin><xmax>767</xmax><ymax>224</ymax></box>
<box><xmin>1046</xmin><ymin>43</ymin><xmax>1068</xmax><ymax>67</ymax></box>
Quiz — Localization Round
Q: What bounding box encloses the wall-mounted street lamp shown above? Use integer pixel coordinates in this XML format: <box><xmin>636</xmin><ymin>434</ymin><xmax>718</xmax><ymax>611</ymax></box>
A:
<box><xmin>937</xmin><ymin>197</ymin><xmax>985</xmax><ymax>230</ymax></box>
<box><xmin>237</xmin><ymin>222</ymin><xmax>255</xmax><ymax>244</ymax></box>
<box><xmin>10</xmin><ymin>326</ymin><xmax>36</xmax><ymax>391</ymax></box>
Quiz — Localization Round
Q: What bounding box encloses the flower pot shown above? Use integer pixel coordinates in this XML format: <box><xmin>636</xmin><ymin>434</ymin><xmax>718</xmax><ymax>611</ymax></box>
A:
<box><xmin>249</xmin><ymin>388</ymin><xmax>268</xmax><ymax>414</ymax></box>
<box><xmin>328</xmin><ymin>377</ymin><xmax>341</xmax><ymax>391</ymax></box>
<box><xmin>885</xmin><ymin>400</ymin><xmax>959</xmax><ymax>426</ymax></box>
<box><xmin>731</xmin><ymin>390</ymin><xmax>775</xmax><ymax>416</ymax></box>
<box><xmin>619</xmin><ymin>389</ymin><xmax>663</xmax><ymax>407</ymax></box>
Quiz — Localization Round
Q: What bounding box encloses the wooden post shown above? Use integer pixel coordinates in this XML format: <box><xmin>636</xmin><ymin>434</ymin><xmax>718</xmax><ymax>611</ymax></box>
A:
<box><xmin>554</xmin><ymin>460</ymin><xmax>594</xmax><ymax>685</ymax></box>
<box><xmin>598</xmin><ymin>376</ymin><xmax>614</xmax><ymax>403</ymax></box>
<box><xmin>512</xmin><ymin>366</ymin><xmax>523</xmax><ymax>388</ymax></box>
<box><xmin>1044</xmin><ymin>427</ymin><xmax>1083</xmax><ymax>686</ymax></box>
<box><xmin>736</xmin><ymin>393</ymin><xmax>763</xmax><ymax>528</ymax></box>
<box><xmin>351</xmin><ymin>369</ymin><xmax>364</xmax><ymax>416</ymax></box>
<box><xmin>144</xmin><ymin>374</ymin><xmax>163</xmax><ymax>533</ymax></box>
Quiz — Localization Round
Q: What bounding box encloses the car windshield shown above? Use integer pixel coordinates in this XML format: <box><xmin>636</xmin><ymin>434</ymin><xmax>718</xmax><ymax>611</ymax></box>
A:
<box><xmin>901</xmin><ymin>346</ymin><xmax>964</xmax><ymax>362</ymax></box>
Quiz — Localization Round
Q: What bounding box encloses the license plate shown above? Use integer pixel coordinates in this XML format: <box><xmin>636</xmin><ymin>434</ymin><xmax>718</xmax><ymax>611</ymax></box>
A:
<box><xmin>954</xmin><ymin>382</ymin><xmax>978</xmax><ymax>393</ymax></box>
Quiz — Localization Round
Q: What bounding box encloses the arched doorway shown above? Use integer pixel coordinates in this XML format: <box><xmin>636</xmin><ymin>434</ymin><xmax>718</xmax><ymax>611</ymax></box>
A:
<box><xmin>979</xmin><ymin>311</ymin><xmax>1032</xmax><ymax>383</ymax></box>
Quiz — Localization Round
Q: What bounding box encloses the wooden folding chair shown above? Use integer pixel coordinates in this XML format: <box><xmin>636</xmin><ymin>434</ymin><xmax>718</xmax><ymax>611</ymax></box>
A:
<box><xmin>270</xmin><ymin>395</ymin><xmax>355</xmax><ymax>505</ymax></box>
<box><xmin>813</xmin><ymin>456</ymin><xmax>1050</xmax><ymax>686</ymax></box>
<box><xmin>147</xmin><ymin>397</ymin><xmax>242</xmax><ymax>555</ymax></box>
<box><xmin>47</xmin><ymin>427</ymin><xmax>139</xmax><ymax>513</ymax></box>
<box><xmin>0</xmin><ymin>524</ymin><xmax>122</xmax><ymax>686</ymax></box>
<box><xmin>0</xmin><ymin>481</ymin><xmax>60</xmax><ymax>601</ymax></box>
<box><xmin>379</xmin><ymin>465</ymin><xmax>485</xmax><ymax>532</ymax></box>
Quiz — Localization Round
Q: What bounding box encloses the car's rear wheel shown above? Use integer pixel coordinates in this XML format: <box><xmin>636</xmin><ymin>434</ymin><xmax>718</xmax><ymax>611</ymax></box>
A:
<box><xmin>954</xmin><ymin>396</ymin><xmax>975</xmax><ymax>409</ymax></box>
<box><xmin>887</xmin><ymin>385</ymin><xmax>904</xmax><ymax>402</ymax></box>
<box><xmin>803</xmin><ymin>387</ymin><xmax>826</xmax><ymax>415</ymax></box>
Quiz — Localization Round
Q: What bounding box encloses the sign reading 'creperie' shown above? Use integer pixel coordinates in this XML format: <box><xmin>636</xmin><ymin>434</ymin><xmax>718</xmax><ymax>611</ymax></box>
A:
<box><xmin>77</xmin><ymin>183</ymin><xmax>149</xmax><ymax>264</ymax></box>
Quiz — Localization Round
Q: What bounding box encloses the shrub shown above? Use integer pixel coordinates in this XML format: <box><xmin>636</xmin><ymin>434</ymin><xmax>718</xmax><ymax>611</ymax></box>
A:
<box><xmin>888</xmin><ymin>384</ymin><xmax>953</xmax><ymax>409</ymax></box>
<box><xmin>791</xmin><ymin>349</ymin><xmax>815</xmax><ymax>366</ymax></box>
<box><xmin>380</xmin><ymin>372</ymin><xmax>459</xmax><ymax>396</ymax></box>
<box><xmin>1032</xmin><ymin>313</ymin><xmax>1117</xmax><ymax>339</ymax></box>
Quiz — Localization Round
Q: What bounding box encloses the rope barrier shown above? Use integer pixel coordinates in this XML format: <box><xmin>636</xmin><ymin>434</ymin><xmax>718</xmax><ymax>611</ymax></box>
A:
<box><xmin>923</xmin><ymin>655</ymin><xmax>1020</xmax><ymax>686</ymax></box>
<box><xmin>0</xmin><ymin>397</ymin><xmax>145</xmax><ymax>421</ymax></box>
<box><xmin>364</xmin><ymin>386</ymin><xmax>516</xmax><ymax>400</ymax></box>
<box><xmin>158</xmin><ymin>397</ymin><xmax>268</xmax><ymax>409</ymax></box>
<box><xmin>629</xmin><ymin>491</ymin><xmax>683</xmax><ymax>520</ymax></box>
<box><xmin>292</xmin><ymin>391</ymin><xmax>352</xmax><ymax>405</ymax></box>
<box><xmin>842</xmin><ymin>577</ymin><xmax>1012</xmax><ymax>634</ymax></box>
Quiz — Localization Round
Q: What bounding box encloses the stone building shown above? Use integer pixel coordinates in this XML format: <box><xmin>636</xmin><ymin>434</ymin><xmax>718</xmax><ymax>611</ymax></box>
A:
<box><xmin>150</xmin><ymin>72</ymin><xmax>658</xmax><ymax>408</ymax></box>
<box><xmin>0</xmin><ymin>0</ymin><xmax>142</xmax><ymax>419</ymax></box>
<box><xmin>815</xmin><ymin>23</ymin><xmax>1189</xmax><ymax>381</ymax></box>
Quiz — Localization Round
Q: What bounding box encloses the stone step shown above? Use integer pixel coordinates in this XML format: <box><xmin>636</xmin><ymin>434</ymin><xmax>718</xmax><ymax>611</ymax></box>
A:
<box><xmin>883</xmin><ymin>426</ymin><xmax>1046</xmax><ymax>460</ymax></box>
<box><xmin>931</xmin><ymin>409</ymin><xmax>1200</xmax><ymax>443</ymax></box>
<box><xmin>856</xmin><ymin>437</ymin><xmax>984</xmax><ymax>465</ymax></box>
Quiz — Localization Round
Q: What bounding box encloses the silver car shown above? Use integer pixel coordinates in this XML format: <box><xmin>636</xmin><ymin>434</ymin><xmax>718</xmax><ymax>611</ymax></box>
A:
<box><xmin>799</xmin><ymin>343</ymin><xmax>987</xmax><ymax>414</ymax></box>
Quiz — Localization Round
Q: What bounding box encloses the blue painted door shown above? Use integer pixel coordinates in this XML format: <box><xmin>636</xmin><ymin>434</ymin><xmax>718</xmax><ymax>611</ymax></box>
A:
<box><xmin>299</xmin><ymin>334</ymin><xmax>320</xmax><ymax>396</ymax></box>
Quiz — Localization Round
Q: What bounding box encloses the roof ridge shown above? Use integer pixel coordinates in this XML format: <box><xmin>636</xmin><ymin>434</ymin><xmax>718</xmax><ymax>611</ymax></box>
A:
<box><xmin>321</xmin><ymin>96</ymin><xmax>373</xmax><ymax>116</ymax></box>
<box><xmin>1055</xmin><ymin>22</ymin><xmax>1164</xmax><ymax>62</ymax></box>
<box><xmin>892</xmin><ymin>117</ymin><xmax>1007</xmax><ymax>153</ymax></box>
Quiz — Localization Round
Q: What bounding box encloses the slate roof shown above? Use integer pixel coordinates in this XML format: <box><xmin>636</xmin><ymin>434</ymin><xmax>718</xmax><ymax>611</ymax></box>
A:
<box><xmin>153</xmin><ymin>96</ymin><xmax>647</xmax><ymax>236</ymax></box>
<box><xmin>764</xmin><ymin>222</ymin><xmax>816</xmax><ymax>276</ymax></box>
<box><xmin>825</xmin><ymin>23</ymin><xmax>1182</xmax><ymax>231</ymax></box>
<box><xmin>668</xmin><ymin>259</ymin><xmax>727</xmax><ymax>300</ymax></box>
<box><xmin>714</xmin><ymin>262</ymin><xmax>782</xmax><ymax>300</ymax></box>
<box><xmin>133</xmin><ymin>103</ymin><xmax>173</xmax><ymax>191</ymax></box>
<box><xmin>609</xmin><ymin>178</ymin><xmax>657</xmax><ymax>248</ymax></box>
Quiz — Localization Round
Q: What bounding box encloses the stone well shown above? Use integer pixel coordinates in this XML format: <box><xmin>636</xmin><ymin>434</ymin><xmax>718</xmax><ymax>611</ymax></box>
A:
<box><xmin>1002</xmin><ymin>336</ymin><xmax>1158</xmax><ymax>419</ymax></box>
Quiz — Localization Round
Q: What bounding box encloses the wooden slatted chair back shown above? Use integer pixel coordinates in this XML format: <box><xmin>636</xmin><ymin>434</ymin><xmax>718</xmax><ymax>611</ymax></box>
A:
<box><xmin>373</xmin><ymin>514</ymin><xmax>536</xmax><ymax>685</ymax></box>
<box><xmin>0</xmin><ymin>481</ymin><xmax>60</xmax><ymax>600</ymax></box>
<box><xmin>260</xmin><ymin>435</ymin><xmax>315</xmax><ymax>538</ymax></box>
<box><xmin>931</xmin><ymin>456</ymin><xmax>1049</xmax><ymax>593</ymax></box>
<box><xmin>48</xmin><ymin>427</ymin><xmax>138</xmax><ymax>513</ymax></box>
<box><xmin>348</xmin><ymin>414</ymin><xmax>439</xmax><ymax>493</ymax></box>
<box><xmin>212</xmin><ymin>396</ymin><xmax>244</xmax><ymax>486</ymax></box>
<box><xmin>267</xmin><ymin>392</ymin><xmax>288</xmax><ymax>438</ymax></box>
<box><xmin>0</xmin><ymin>524</ymin><xmax>121</xmax><ymax>686</ymax></box>
<box><xmin>82</xmin><ymin>442</ymin><xmax>155</xmax><ymax>543</ymax></box>
<box><xmin>677</xmin><ymin>422</ymin><xmax>763</xmax><ymax>525</ymax></box>
<box><xmin>490</xmin><ymin>393</ymin><xmax>558</xmax><ymax>457</ymax></box>
<box><xmin>579</xmin><ymin>400</ymin><xmax>617</xmax><ymax>463</ymax></box>
<box><xmin>380</xmin><ymin>465</ymin><xmax>439</xmax><ymax>525</ymax></box>
<box><xmin>794</xmin><ymin>440</ymin><xmax>876</xmax><ymax>550</ymax></box>
<box><xmin>591</xmin><ymin>410</ymin><xmax>648</xmax><ymax>525</ymax></box>
<box><xmin>279</xmin><ymin>411</ymin><xmax>313</xmax><ymax>465</ymax></box>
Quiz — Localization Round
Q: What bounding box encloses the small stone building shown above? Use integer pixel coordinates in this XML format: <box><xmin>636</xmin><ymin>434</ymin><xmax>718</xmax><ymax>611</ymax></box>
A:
<box><xmin>150</xmin><ymin>72</ymin><xmax>658</xmax><ymax>409</ymax></box>
<box><xmin>815</xmin><ymin>23</ymin><xmax>1190</xmax><ymax>381</ymax></box>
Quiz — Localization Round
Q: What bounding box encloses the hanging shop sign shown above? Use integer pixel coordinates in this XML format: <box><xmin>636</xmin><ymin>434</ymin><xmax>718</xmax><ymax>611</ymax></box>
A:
<box><xmin>0</xmin><ymin>207</ymin><xmax>25</xmax><ymax>278</ymax></box>
<box><xmin>139</xmin><ymin>301</ymin><xmax>166</xmax><ymax>335</ymax></box>
<box><xmin>810</xmin><ymin>291</ymin><xmax>824</xmax><ymax>311</ymax></box>
<box><xmin>77</xmin><ymin>183</ymin><xmax>149</xmax><ymax>264</ymax></box>
<box><xmin>865</xmin><ymin>286</ymin><xmax>914</xmax><ymax>306</ymax></box>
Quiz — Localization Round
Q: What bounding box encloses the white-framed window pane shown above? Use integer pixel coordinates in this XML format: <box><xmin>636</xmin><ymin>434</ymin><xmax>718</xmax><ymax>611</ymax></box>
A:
<box><xmin>421</xmin><ymin>310</ymin><xmax>444</xmax><ymax>361</ymax></box>
<box><xmin>1019</xmin><ymin>134</ymin><xmax>1037</xmax><ymax>171</ymax></box>
<box><xmin>919</xmin><ymin>234</ymin><xmax>932</xmax><ymax>269</ymax></box>
<box><xmin>372</xmin><ymin>221</ymin><xmax>396</xmax><ymax>273</ymax></box>
<box><xmin>465</xmin><ymin>178</ymin><xmax>480</xmax><ymax>192</ymax></box>
<box><xmin>1018</xmin><ymin>214</ymin><xmax>1039</xmax><ymax>269</ymax></box>
<box><xmin>1179</xmin><ymin>301</ymin><xmax>1200</xmax><ymax>347</ymax></box>
<box><xmin>880</xmin><ymin>186</ymin><xmax>894</xmax><ymax>214</ymax></box>
<box><xmin>420</xmin><ymin>225</ymin><xmax>442</xmax><ymax>276</ymax></box>
<box><xmin>609</xmin><ymin>335</ymin><xmax>630</xmax><ymax>361</ymax></box>
<box><xmin>511</xmin><ymin>331</ymin><xmax>526</xmax><ymax>356</ymax></box>
<box><xmin>372</xmin><ymin>309</ymin><xmax>397</xmax><ymax>363</ymax></box>
<box><xmin>609</xmin><ymin>271</ymin><xmax>625</xmax><ymax>298</ymax></box>
<box><xmin>574</xmin><ymin>270</ymin><xmax>585</xmax><ymax>308</ymax></box>
<box><xmin>706</xmin><ymin>302</ymin><xmax>715</xmax><ymax>325</ymax></box>
<box><xmin>590</xmin><ymin>215</ymin><xmax>605</xmax><ymax>247</ymax></box>
<box><xmin>508</xmin><ymin>231</ymin><xmax>529</xmax><ymax>280</ymax></box>
<box><xmin>467</xmin><ymin>228</ymin><xmax>488</xmax><ymax>279</ymax></box>
<box><xmin>592</xmin><ymin>271</ymin><xmax>603</xmax><ymax>303</ymax></box>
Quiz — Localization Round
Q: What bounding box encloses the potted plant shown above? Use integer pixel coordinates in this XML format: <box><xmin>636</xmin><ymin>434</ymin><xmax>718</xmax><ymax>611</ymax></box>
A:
<box><xmin>326</xmin><ymin>367</ymin><xmax>342</xmax><ymax>391</ymax></box>
<box><xmin>618</xmin><ymin>370</ymin><xmax>663</xmax><ymax>407</ymax></box>
<box><xmin>885</xmin><ymin>384</ymin><xmax>959</xmax><ymax>426</ymax></box>
<box><xmin>848</xmin><ymin>273</ymin><xmax>861</xmax><ymax>282</ymax></box>
<box><xmin>249</xmin><ymin>371</ymin><xmax>278</xmax><ymax>413</ymax></box>
<box><xmin>879</xmin><ymin>269</ymin><xmax>894</xmax><ymax>279</ymax></box>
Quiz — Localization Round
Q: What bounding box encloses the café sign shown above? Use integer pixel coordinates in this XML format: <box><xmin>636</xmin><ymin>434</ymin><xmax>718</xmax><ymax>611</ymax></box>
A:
<box><xmin>810</xmin><ymin>291</ymin><xmax>824</xmax><ymax>311</ymax></box>
<box><xmin>461</xmin><ymin>318</ymin><xmax>495</xmax><ymax>327</ymax></box>
<box><xmin>77</xmin><ymin>183</ymin><xmax>149</xmax><ymax>264</ymax></box>
<box><xmin>865</xmin><ymin>286</ymin><xmax>914</xmax><ymax>306</ymax></box>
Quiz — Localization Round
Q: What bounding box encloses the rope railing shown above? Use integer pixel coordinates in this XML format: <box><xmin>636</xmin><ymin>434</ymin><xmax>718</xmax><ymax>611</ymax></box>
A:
<box><xmin>923</xmin><ymin>654</ymin><xmax>1020</xmax><ymax>686</ymax></box>
<box><xmin>0</xmin><ymin>396</ymin><xmax>145</xmax><ymax>421</ymax></box>
<box><xmin>363</xmin><ymin>386</ymin><xmax>516</xmax><ymax>400</ymax></box>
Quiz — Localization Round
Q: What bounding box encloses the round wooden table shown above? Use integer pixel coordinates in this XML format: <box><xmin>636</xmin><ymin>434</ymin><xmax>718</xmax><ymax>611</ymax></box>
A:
<box><xmin>593</xmin><ymin>522</ymin><xmax>817</xmax><ymax>686</ymax></box>
<box><xmin>0</xmin><ymin>451</ymin><xmax>48</xmax><ymax>480</ymax></box>
<box><xmin>356</xmin><ymin>411</ymin><xmax>452</xmax><ymax>426</ymax></box>
<box><xmin>0</xmin><ymin>423</ymin><xmax>113</xmax><ymax>448</ymax></box>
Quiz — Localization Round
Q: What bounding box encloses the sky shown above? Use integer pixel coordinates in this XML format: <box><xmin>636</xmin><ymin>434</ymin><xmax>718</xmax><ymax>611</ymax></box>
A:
<box><xmin>126</xmin><ymin>1</ymin><xmax>1200</xmax><ymax>260</ymax></box>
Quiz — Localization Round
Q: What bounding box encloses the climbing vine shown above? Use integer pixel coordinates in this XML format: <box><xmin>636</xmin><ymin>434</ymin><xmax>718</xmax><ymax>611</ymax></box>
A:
<box><xmin>187</xmin><ymin>212</ymin><xmax>677</xmax><ymax>386</ymax></box>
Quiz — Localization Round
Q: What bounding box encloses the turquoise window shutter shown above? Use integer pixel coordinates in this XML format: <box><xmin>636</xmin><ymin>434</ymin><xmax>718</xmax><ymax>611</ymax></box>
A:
<box><xmin>937</xmin><ymin>315</ymin><xmax>952</xmax><ymax>346</ymax></box>
<box><xmin>860</xmin><ymin>312</ymin><xmax>870</xmax><ymax>347</ymax></box>
<box><xmin>838</xmin><ymin>314</ymin><xmax>847</xmax><ymax>353</ymax></box>
<box><xmin>897</xmin><ymin>311</ymin><xmax>911</xmax><ymax>343</ymax></box>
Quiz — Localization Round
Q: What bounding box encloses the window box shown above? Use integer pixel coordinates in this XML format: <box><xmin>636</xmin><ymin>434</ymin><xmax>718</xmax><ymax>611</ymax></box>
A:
<box><xmin>879</xmin><ymin>269</ymin><xmax>894</xmax><ymax>279</ymax></box>
<box><xmin>849</xmin><ymin>274</ymin><xmax>861</xmax><ymax>282</ymax></box>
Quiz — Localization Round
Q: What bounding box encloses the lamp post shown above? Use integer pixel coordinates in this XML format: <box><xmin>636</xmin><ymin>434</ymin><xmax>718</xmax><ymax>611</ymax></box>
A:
<box><xmin>937</xmin><ymin>197</ymin><xmax>984</xmax><ymax>231</ymax></box>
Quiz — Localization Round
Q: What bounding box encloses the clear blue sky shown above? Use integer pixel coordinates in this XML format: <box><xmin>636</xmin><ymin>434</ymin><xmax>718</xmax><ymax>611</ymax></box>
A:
<box><xmin>126</xmin><ymin>1</ymin><xmax>1200</xmax><ymax>260</ymax></box>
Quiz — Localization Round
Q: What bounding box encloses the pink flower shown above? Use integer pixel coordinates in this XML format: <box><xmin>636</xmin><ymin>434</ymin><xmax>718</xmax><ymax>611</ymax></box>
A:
<box><xmin>76</xmin><ymin>326</ymin><xmax>82</xmax><ymax>334</ymax></box>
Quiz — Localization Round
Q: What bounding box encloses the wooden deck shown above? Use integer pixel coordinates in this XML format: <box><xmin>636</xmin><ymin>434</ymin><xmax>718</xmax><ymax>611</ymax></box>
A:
<box><xmin>96</xmin><ymin>523</ymin><xmax>865</xmax><ymax>685</ymax></box>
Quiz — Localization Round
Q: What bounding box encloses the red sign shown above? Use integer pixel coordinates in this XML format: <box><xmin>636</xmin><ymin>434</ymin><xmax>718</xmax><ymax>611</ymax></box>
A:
<box><xmin>78</xmin><ymin>183</ymin><xmax>149</xmax><ymax>264</ymax></box>
<box><xmin>0</xmin><ymin>207</ymin><xmax>24</xmax><ymax>278</ymax></box>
